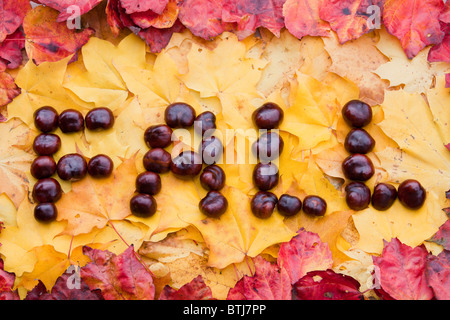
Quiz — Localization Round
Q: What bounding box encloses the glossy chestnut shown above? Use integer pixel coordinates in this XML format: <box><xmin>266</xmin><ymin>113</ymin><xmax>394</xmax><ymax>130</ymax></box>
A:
<box><xmin>200</xmin><ymin>165</ymin><xmax>226</xmax><ymax>191</ymax></box>
<box><xmin>252</xmin><ymin>131</ymin><xmax>284</xmax><ymax>161</ymax></box>
<box><xmin>85</xmin><ymin>107</ymin><xmax>115</xmax><ymax>131</ymax></box>
<box><xmin>143</xmin><ymin>148</ymin><xmax>172</xmax><ymax>173</ymax></box>
<box><xmin>56</xmin><ymin>153</ymin><xmax>88</xmax><ymax>181</ymax></box>
<box><xmin>199</xmin><ymin>191</ymin><xmax>228</xmax><ymax>218</ymax></box>
<box><xmin>371</xmin><ymin>183</ymin><xmax>397</xmax><ymax>211</ymax></box>
<box><xmin>342</xmin><ymin>100</ymin><xmax>372</xmax><ymax>128</ymax></box>
<box><xmin>34</xmin><ymin>106</ymin><xmax>59</xmax><ymax>133</ymax></box>
<box><xmin>252</xmin><ymin>162</ymin><xmax>279</xmax><ymax>191</ymax></box>
<box><xmin>130</xmin><ymin>193</ymin><xmax>157</xmax><ymax>218</ymax></box>
<box><xmin>342</xmin><ymin>153</ymin><xmax>375</xmax><ymax>181</ymax></box>
<box><xmin>170</xmin><ymin>151</ymin><xmax>203</xmax><ymax>178</ymax></box>
<box><xmin>135</xmin><ymin>171</ymin><xmax>162</xmax><ymax>195</ymax></box>
<box><xmin>199</xmin><ymin>136</ymin><xmax>223</xmax><ymax>164</ymax></box>
<box><xmin>87</xmin><ymin>154</ymin><xmax>114</xmax><ymax>178</ymax></box>
<box><xmin>194</xmin><ymin>111</ymin><xmax>216</xmax><ymax>137</ymax></box>
<box><xmin>32</xmin><ymin>178</ymin><xmax>62</xmax><ymax>203</ymax></box>
<box><xmin>58</xmin><ymin>109</ymin><xmax>84</xmax><ymax>133</ymax></box>
<box><xmin>164</xmin><ymin>102</ymin><xmax>196</xmax><ymax>128</ymax></box>
<box><xmin>344</xmin><ymin>128</ymin><xmax>375</xmax><ymax>154</ymax></box>
<box><xmin>302</xmin><ymin>195</ymin><xmax>327</xmax><ymax>217</ymax></box>
<box><xmin>398</xmin><ymin>179</ymin><xmax>426</xmax><ymax>209</ymax></box>
<box><xmin>30</xmin><ymin>156</ymin><xmax>56</xmax><ymax>179</ymax></box>
<box><xmin>33</xmin><ymin>133</ymin><xmax>61</xmax><ymax>156</ymax></box>
<box><xmin>345</xmin><ymin>182</ymin><xmax>371</xmax><ymax>211</ymax></box>
<box><xmin>144</xmin><ymin>124</ymin><xmax>173</xmax><ymax>149</ymax></box>
<box><xmin>277</xmin><ymin>194</ymin><xmax>302</xmax><ymax>217</ymax></box>
<box><xmin>252</xmin><ymin>102</ymin><xmax>284</xmax><ymax>129</ymax></box>
<box><xmin>251</xmin><ymin>191</ymin><xmax>278</xmax><ymax>219</ymax></box>
<box><xmin>34</xmin><ymin>203</ymin><xmax>58</xmax><ymax>222</ymax></box>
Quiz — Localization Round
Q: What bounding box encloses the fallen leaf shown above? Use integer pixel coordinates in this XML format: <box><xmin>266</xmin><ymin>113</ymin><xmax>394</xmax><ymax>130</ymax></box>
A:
<box><xmin>292</xmin><ymin>269</ymin><xmax>363</xmax><ymax>300</ymax></box>
<box><xmin>0</xmin><ymin>29</ymin><xmax>25</xmax><ymax>71</ymax></box>
<box><xmin>283</xmin><ymin>0</ymin><xmax>330</xmax><ymax>39</ymax></box>
<box><xmin>428</xmin><ymin>220</ymin><xmax>450</xmax><ymax>251</ymax></box>
<box><xmin>0</xmin><ymin>71</ymin><xmax>20</xmax><ymax>107</ymax></box>
<box><xmin>0</xmin><ymin>257</ymin><xmax>19</xmax><ymax>300</ymax></box>
<box><xmin>37</xmin><ymin>0</ymin><xmax>103</xmax><ymax>22</ymax></box>
<box><xmin>138</xmin><ymin>19</ymin><xmax>186</xmax><ymax>53</ymax></box>
<box><xmin>425</xmin><ymin>249</ymin><xmax>450</xmax><ymax>300</ymax></box>
<box><xmin>22</xmin><ymin>6</ymin><xmax>94</xmax><ymax>65</ymax></box>
<box><xmin>120</xmin><ymin>0</ymin><xmax>169</xmax><ymax>15</ymax></box>
<box><xmin>159</xmin><ymin>275</ymin><xmax>214</xmax><ymax>300</ymax></box>
<box><xmin>56</xmin><ymin>155</ymin><xmax>140</xmax><ymax>236</ymax></box>
<box><xmin>376</xmin><ymin>89</ymin><xmax>450</xmax><ymax>199</ymax></box>
<box><xmin>177</xmin><ymin>0</ymin><xmax>226</xmax><ymax>40</ymax></box>
<box><xmin>222</xmin><ymin>0</ymin><xmax>285</xmax><ymax>40</ymax></box>
<box><xmin>375</xmin><ymin>27</ymin><xmax>450</xmax><ymax>93</ymax></box>
<box><xmin>0</xmin><ymin>0</ymin><xmax>31</xmax><ymax>42</ymax></box>
<box><xmin>227</xmin><ymin>255</ymin><xmax>291</xmax><ymax>300</ymax></box>
<box><xmin>382</xmin><ymin>0</ymin><xmax>444</xmax><ymax>59</ymax></box>
<box><xmin>373</xmin><ymin>238</ymin><xmax>434</xmax><ymax>300</ymax></box>
<box><xmin>353</xmin><ymin>191</ymin><xmax>448</xmax><ymax>254</ymax></box>
<box><xmin>80</xmin><ymin>245</ymin><xmax>155</xmax><ymax>300</ymax></box>
<box><xmin>130</xmin><ymin>0</ymin><xmax>178</xmax><ymax>29</ymax></box>
<box><xmin>277</xmin><ymin>229</ymin><xmax>333</xmax><ymax>284</ymax></box>
<box><xmin>322</xmin><ymin>31</ymin><xmax>389</xmax><ymax>105</ymax></box>
<box><xmin>319</xmin><ymin>0</ymin><xmax>384</xmax><ymax>43</ymax></box>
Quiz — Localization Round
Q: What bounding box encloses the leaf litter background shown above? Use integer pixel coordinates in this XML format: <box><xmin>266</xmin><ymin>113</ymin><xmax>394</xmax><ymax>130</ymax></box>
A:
<box><xmin>0</xmin><ymin>0</ymin><xmax>449</xmax><ymax>300</ymax></box>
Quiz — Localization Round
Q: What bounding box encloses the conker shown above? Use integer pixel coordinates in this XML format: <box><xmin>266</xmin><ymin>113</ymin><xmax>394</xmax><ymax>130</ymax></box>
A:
<box><xmin>87</xmin><ymin>154</ymin><xmax>114</xmax><ymax>178</ymax></box>
<box><xmin>164</xmin><ymin>102</ymin><xmax>196</xmax><ymax>128</ymax></box>
<box><xmin>342</xmin><ymin>153</ymin><xmax>375</xmax><ymax>181</ymax></box>
<box><xmin>199</xmin><ymin>136</ymin><xmax>223</xmax><ymax>165</ymax></box>
<box><xmin>251</xmin><ymin>191</ymin><xmax>278</xmax><ymax>219</ymax></box>
<box><xmin>252</xmin><ymin>102</ymin><xmax>284</xmax><ymax>129</ymax></box>
<box><xmin>302</xmin><ymin>195</ymin><xmax>327</xmax><ymax>217</ymax></box>
<box><xmin>58</xmin><ymin>109</ymin><xmax>84</xmax><ymax>133</ymax></box>
<box><xmin>56</xmin><ymin>153</ymin><xmax>88</xmax><ymax>181</ymax></box>
<box><xmin>130</xmin><ymin>193</ymin><xmax>157</xmax><ymax>218</ymax></box>
<box><xmin>252</xmin><ymin>162</ymin><xmax>279</xmax><ymax>191</ymax></box>
<box><xmin>34</xmin><ymin>203</ymin><xmax>58</xmax><ymax>222</ymax></box>
<box><xmin>33</xmin><ymin>133</ymin><xmax>61</xmax><ymax>156</ymax></box>
<box><xmin>32</xmin><ymin>178</ymin><xmax>62</xmax><ymax>203</ymax></box>
<box><xmin>34</xmin><ymin>106</ymin><xmax>59</xmax><ymax>133</ymax></box>
<box><xmin>30</xmin><ymin>156</ymin><xmax>56</xmax><ymax>179</ymax></box>
<box><xmin>85</xmin><ymin>107</ymin><xmax>115</xmax><ymax>131</ymax></box>
<box><xmin>345</xmin><ymin>182</ymin><xmax>371</xmax><ymax>211</ymax></box>
<box><xmin>170</xmin><ymin>151</ymin><xmax>203</xmax><ymax>178</ymax></box>
<box><xmin>398</xmin><ymin>179</ymin><xmax>426</xmax><ymax>209</ymax></box>
<box><xmin>199</xmin><ymin>191</ymin><xmax>228</xmax><ymax>218</ymax></box>
<box><xmin>371</xmin><ymin>183</ymin><xmax>397</xmax><ymax>211</ymax></box>
<box><xmin>344</xmin><ymin>128</ymin><xmax>375</xmax><ymax>154</ymax></box>
<box><xmin>194</xmin><ymin>111</ymin><xmax>216</xmax><ymax>137</ymax></box>
<box><xmin>277</xmin><ymin>194</ymin><xmax>302</xmax><ymax>217</ymax></box>
<box><xmin>143</xmin><ymin>148</ymin><xmax>172</xmax><ymax>173</ymax></box>
<box><xmin>341</xmin><ymin>100</ymin><xmax>372</xmax><ymax>128</ymax></box>
<box><xmin>252</xmin><ymin>131</ymin><xmax>284</xmax><ymax>162</ymax></box>
<box><xmin>200</xmin><ymin>165</ymin><xmax>226</xmax><ymax>191</ymax></box>
<box><xmin>144</xmin><ymin>124</ymin><xmax>173</xmax><ymax>149</ymax></box>
<box><xmin>135</xmin><ymin>171</ymin><xmax>162</xmax><ymax>195</ymax></box>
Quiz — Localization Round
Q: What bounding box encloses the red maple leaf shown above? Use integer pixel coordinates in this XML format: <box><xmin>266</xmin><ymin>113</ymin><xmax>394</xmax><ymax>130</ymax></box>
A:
<box><xmin>425</xmin><ymin>249</ymin><xmax>450</xmax><ymax>300</ymax></box>
<box><xmin>0</xmin><ymin>257</ymin><xmax>19</xmax><ymax>300</ymax></box>
<box><xmin>429</xmin><ymin>220</ymin><xmax>450</xmax><ymax>250</ymax></box>
<box><xmin>277</xmin><ymin>229</ymin><xmax>333</xmax><ymax>284</ymax></box>
<box><xmin>283</xmin><ymin>0</ymin><xmax>331</xmax><ymax>39</ymax></box>
<box><xmin>0</xmin><ymin>29</ymin><xmax>25</xmax><ymax>71</ymax></box>
<box><xmin>221</xmin><ymin>0</ymin><xmax>286</xmax><ymax>40</ymax></box>
<box><xmin>177</xmin><ymin>0</ymin><xmax>226</xmax><ymax>40</ymax></box>
<box><xmin>292</xmin><ymin>269</ymin><xmax>364</xmax><ymax>300</ymax></box>
<box><xmin>0</xmin><ymin>0</ymin><xmax>31</xmax><ymax>42</ymax></box>
<box><xmin>119</xmin><ymin>0</ymin><xmax>169</xmax><ymax>15</ymax></box>
<box><xmin>159</xmin><ymin>275</ymin><xmax>215</xmax><ymax>300</ymax></box>
<box><xmin>383</xmin><ymin>0</ymin><xmax>445</xmax><ymax>59</ymax></box>
<box><xmin>227</xmin><ymin>256</ymin><xmax>291</xmax><ymax>300</ymax></box>
<box><xmin>372</xmin><ymin>238</ymin><xmax>434</xmax><ymax>300</ymax></box>
<box><xmin>138</xmin><ymin>19</ymin><xmax>185</xmax><ymax>53</ymax></box>
<box><xmin>80</xmin><ymin>246</ymin><xmax>155</xmax><ymax>300</ymax></box>
<box><xmin>35</xmin><ymin>0</ymin><xmax>103</xmax><ymax>22</ymax></box>
<box><xmin>25</xmin><ymin>270</ymin><xmax>104</xmax><ymax>300</ymax></box>
<box><xmin>319</xmin><ymin>0</ymin><xmax>384</xmax><ymax>43</ymax></box>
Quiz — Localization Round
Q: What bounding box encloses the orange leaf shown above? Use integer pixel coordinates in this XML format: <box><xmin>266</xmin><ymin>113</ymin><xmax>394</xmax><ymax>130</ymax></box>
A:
<box><xmin>319</xmin><ymin>0</ymin><xmax>384</xmax><ymax>43</ymax></box>
<box><xmin>283</xmin><ymin>0</ymin><xmax>331</xmax><ymax>39</ymax></box>
<box><xmin>0</xmin><ymin>71</ymin><xmax>20</xmax><ymax>107</ymax></box>
<box><xmin>22</xmin><ymin>6</ymin><xmax>94</xmax><ymax>65</ymax></box>
<box><xmin>130</xmin><ymin>0</ymin><xmax>179</xmax><ymax>29</ymax></box>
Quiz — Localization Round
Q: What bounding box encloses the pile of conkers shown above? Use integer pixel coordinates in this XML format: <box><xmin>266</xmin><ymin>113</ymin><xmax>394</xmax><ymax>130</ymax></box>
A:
<box><xmin>134</xmin><ymin>102</ymin><xmax>228</xmax><ymax>219</ymax></box>
<box><xmin>250</xmin><ymin>103</ymin><xmax>328</xmax><ymax>219</ymax></box>
<box><xmin>31</xmin><ymin>106</ymin><xmax>115</xmax><ymax>222</ymax></box>
<box><xmin>341</xmin><ymin>100</ymin><xmax>426</xmax><ymax>211</ymax></box>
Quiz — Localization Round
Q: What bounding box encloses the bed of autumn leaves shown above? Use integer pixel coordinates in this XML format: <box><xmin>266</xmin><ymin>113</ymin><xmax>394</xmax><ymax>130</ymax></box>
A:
<box><xmin>0</xmin><ymin>0</ymin><xmax>449</xmax><ymax>300</ymax></box>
